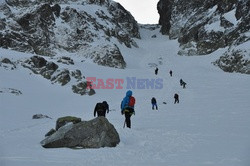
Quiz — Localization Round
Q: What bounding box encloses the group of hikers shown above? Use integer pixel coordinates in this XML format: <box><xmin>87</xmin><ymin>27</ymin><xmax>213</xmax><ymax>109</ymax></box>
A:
<box><xmin>154</xmin><ymin>67</ymin><xmax>187</xmax><ymax>104</ymax></box>
<box><xmin>93</xmin><ymin>68</ymin><xmax>187</xmax><ymax>129</ymax></box>
<box><xmin>94</xmin><ymin>90</ymin><xmax>135</xmax><ymax>128</ymax></box>
<box><xmin>151</xmin><ymin>92</ymin><xmax>179</xmax><ymax>111</ymax></box>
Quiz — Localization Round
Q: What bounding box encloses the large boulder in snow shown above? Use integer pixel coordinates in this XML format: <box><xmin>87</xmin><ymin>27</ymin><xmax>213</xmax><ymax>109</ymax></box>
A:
<box><xmin>41</xmin><ymin>117</ymin><xmax>120</xmax><ymax>149</ymax></box>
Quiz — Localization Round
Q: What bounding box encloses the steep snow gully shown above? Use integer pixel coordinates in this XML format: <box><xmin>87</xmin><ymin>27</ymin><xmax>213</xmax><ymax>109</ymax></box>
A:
<box><xmin>1</xmin><ymin>26</ymin><xmax>250</xmax><ymax>166</ymax></box>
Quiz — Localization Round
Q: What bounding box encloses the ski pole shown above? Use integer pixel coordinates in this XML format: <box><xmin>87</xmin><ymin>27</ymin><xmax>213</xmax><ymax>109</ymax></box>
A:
<box><xmin>123</xmin><ymin>119</ymin><xmax>126</xmax><ymax>128</ymax></box>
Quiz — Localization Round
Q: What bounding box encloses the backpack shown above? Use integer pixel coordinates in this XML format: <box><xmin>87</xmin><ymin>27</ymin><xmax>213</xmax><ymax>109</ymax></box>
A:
<box><xmin>96</xmin><ymin>103</ymin><xmax>105</xmax><ymax>111</ymax></box>
<box><xmin>128</xmin><ymin>96</ymin><xmax>135</xmax><ymax>107</ymax></box>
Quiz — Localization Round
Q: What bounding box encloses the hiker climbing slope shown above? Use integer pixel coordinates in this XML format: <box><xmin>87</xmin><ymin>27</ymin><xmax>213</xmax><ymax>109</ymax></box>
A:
<box><xmin>121</xmin><ymin>90</ymin><xmax>136</xmax><ymax>128</ymax></box>
<box><xmin>151</xmin><ymin>97</ymin><xmax>158</xmax><ymax>110</ymax></box>
<box><xmin>174</xmin><ymin>93</ymin><xmax>179</xmax><ymax>104</ymax></box>
<box><xmin>155</xmin><ymin>67</ymin><xmax>159</xmax><ymax>75</ymax></box>
<box><xmin>94</xmin><ymin>101</ymin><xmax>109</xmax><ymax>117</ymax></box>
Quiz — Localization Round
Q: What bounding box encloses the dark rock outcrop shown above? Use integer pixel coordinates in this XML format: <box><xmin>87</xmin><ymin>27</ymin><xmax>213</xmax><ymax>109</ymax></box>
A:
<box><xmin>84</xmin><ymin>44</ymin><xmax>126</xmax><ymax>69</ymax></box>
<box><xmin>51</xmin><ymin>69</ymin><xmax>71</xmax><ymax>86</ymax></box>
<box><xmin>41</xmin><ymin>117</ymin><xmax>120</xmax><ymax>149</ymax></box>
<box><xmin>72</xmin><ymin>81</ymin><xmax>96</xmax><ymax>96</ymax></box>
<box><xmin>21</xmin><ymin>56</ymin><xmax>95</xmax><ymax>95</ymax></box>
<box><xmin>1</xmin><ymin>58</ymin><xmax>12</xmax><ymax>64</ymax></box>
<box><xmin>22</xmin><ymin>56</ymin><xmax>58</xmax><ymax>79</ymax></box>
<box><xmin>32</xmin><ymin>114</ymin><xmax>52</xmax><ymax>119</ymax></box>
<box><xmin>0</xmin><ymin>58</ymin><xmax>16</xmax><ymax>70</ymax></box>
<box><xmin>71</xmin><ymin>70</ymin><xmax>82</xmax><ymax>81</ymax></box>
<box><xmin>0</xmin><ymin>88</ymin><xmax>22</xmax><ymax>95</ymax></box>
<box><xmin>213</xmin><ymin>48</ymin><xmax>250</xmax><ymax>74</ymax></box>
<box><xmin>157</xmin><ymin>0</ymin><xmax>172</xmax><ymax>35</ymax></box>
<box><xmin>57</xmin><ymin>56</ymin><xmax>74</xmax><ymax>65</ymax></box>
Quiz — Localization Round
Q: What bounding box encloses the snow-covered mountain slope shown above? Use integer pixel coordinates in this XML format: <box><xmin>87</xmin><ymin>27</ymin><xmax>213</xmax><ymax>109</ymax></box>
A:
<box><xmin>1</xmin><ymin>26</ymin><xmax>250</xmax><ymax>166</ymax></box>
<box><xmin>0</xmin><ymin>0</ymin><xmax>140</xmax><ymax>68</ymax></box>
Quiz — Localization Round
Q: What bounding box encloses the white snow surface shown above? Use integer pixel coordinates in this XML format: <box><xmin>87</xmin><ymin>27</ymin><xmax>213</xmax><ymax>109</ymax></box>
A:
<box><xmin>204</xmin><ymin>20</ymin><xmax>225</xmax><ymax>33</ymax></box>
<box><xmin>223</xmin><ymin>9</ymin><xmax>238</xmax><ymax>26</ymax></box>
<box><xmin>1</xmin><ymin>27</ymin><xmax>250</xmax><ymax>166</ymax></box>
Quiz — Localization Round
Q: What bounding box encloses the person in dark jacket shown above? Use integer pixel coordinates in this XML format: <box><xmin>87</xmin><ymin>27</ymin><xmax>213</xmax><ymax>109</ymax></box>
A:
<box><xmin>180</xmin><ymin>79</ymin><xmax>187</xmax><ymax>88</ymax></box>
<box><xmin>121</xmin><ymin>90</ymin><xmax>135</xmax><ymax>128</ymax></box>
<box><xmin>94</xmin><ymin>101</ymin><xmax>109</xmax><ymax>117</ymax></box>
<box><xmin>180</xmin><ymin>79</ymin><xmax>183</xmax><ymax>86</ymax></box>
<box><xmin>102</xmin><ymin>101</ymin><xmax>109</xmax><ymax>113</ymax></box>
<box><xmin>151</xmin><ymin>97</ymin><xmax>158</xmax><ymax>110</ymax></box>
<box><xmin>169</xmin><ymin>70</ymin><xmax>173</xmax><ymax>77</ymax></box>
<box><xmin>174</xmin><ymin>93</ymin><xmax>179</xmax><ymax>104</ymax></box>
<box><xmin>182</xmin><ymin>81</ymin><xmax>187</xmax><ymax>88</ymax></box>
<box><xmin>155</xmin><ymin>67</ymin><xmax>158</xmax><ymax>75</ymax></box>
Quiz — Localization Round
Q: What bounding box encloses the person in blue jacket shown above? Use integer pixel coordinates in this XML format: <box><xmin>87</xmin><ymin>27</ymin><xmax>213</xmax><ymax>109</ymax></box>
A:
<box><xmin>121</xmin><ymin>90</ymin><xmax>135</xmax><ymax>128</ymax></box>
<box><xmin>151</xmin><ymin>97</ymin><xmax>158</xmax><ymax>110</ymax></box>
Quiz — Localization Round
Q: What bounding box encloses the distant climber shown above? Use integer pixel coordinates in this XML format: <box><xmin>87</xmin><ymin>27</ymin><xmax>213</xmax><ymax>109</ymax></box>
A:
<box><xmin>169</xmin><ymin>70</ymin><xmax>173</xmax><ymax>77</ymax></box>
<box><xmin>182</xmin><ymin>81</ymin><xmax>187</xmax><ymax>88</ymax></box>
<box><xmin>180</xmin><ymin>79</ymin><xmax>187</xmax><ymax>88</ymax></box>
<box><xmin>174</xmin><ymin>93</ymin><xmax>179</xmax><ymax>104</ymax></box>
<box><xmin>121</xmin><ymin>90</ymin><xmax>135</xmax><ymax>128</ymax></box>
<box><xmin>94</xmin><ymin>101</ymin><xmax>109</xmax><ymax>117</ymax></box>
<box><xmin>151</xmin><ymin>97</ymin><xmax>158</xmax><ymax>110</ymax></box>
<box><xmin>180</xmin><ymin>79</ymin><xmax>183</xmax><ymax>86</ymax></box>
<box><xmin>155</xmin><ymin>67</ymin><xmax>158</xmax><ymax>75</ymax></box>
<box><xmin>102</xmin><ymin>101</ymin><xmax>109</xmax><ymax>112</ymax></box>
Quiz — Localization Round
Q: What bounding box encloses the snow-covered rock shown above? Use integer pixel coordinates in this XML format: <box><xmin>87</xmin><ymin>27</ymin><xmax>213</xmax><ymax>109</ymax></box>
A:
<box><xmin>213</xmin><ymin>41</ymin><xmax>250</xmax><ymax>74</ymax></box>
<box><xmin>0</xmin><ymin>87</ymin><xmax>22</xmax><ymax>95</ymax></box>
<box><xmin>20</xmin><ymin>55</ymin><xmax>95</xmax><ymax>95</ymax></box>
<box><xmin>32</xmin><ymin>114</ymin><xmax>52</xmax><ymax>119</ymax></box>
<box><xmin>41</xmin><ymin>117</ymin><xmax>120</xmax><ymax>149</ymax></box>
<box><xmin>0</xmin><ymin>57</ymin><xmax>16</xmax><ymax>70</ymax></box>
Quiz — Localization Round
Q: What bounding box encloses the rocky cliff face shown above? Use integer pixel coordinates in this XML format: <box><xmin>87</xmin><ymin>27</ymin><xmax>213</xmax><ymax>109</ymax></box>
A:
<box><xmin>157</xmin><ymin>0</ymin><xmax>250</xmax><ymax>74</ymax></box>
<box><xmin>0</xmin><ymin>0</ymin><xmax>140</xmax><ymax>68</ymax></box>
